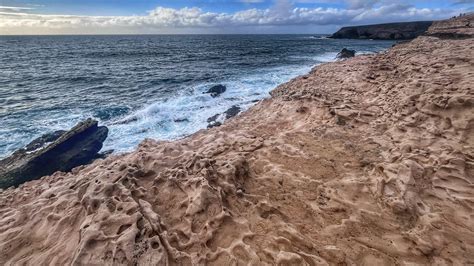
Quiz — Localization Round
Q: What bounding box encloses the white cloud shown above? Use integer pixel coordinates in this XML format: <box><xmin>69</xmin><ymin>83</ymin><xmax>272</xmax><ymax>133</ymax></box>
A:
<box><xmin>0</xmin><ymin>2</ymin><xmax>466</xmax><ymax>34</ymax></box>
<box><xmin>0</xmin><ymin>5</ymin><xmax>35</xmax><ymax>12</ymax></box>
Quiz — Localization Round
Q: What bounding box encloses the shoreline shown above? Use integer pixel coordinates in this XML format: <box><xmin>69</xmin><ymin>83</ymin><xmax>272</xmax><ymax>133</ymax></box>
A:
<box><xmin>1</xmin><ymin>15</ymin><xmax>473</xmax><ymax>265</ymax></box>
<box><xmin>0</xmin><ymin>43</ymin><xmax>393</xmax><ymax>159</ymax></box>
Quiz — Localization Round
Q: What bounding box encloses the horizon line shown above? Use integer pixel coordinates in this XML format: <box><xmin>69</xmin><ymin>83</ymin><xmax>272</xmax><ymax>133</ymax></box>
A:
<box><xmin>0</xmin><ymin>33</ymin><xmax>333</xmax><ymax>36</ymax></box>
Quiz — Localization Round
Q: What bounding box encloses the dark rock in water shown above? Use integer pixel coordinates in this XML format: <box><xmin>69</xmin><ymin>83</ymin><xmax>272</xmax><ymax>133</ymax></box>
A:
<box><xmin>330</xmin><ymin>21</ymin><xmax>433</xmax><ymax>40</ymax></box>
<box><xmin>206</xmin><ymin>105</ymin><xmax>241</xmax><ymax>128</ymax></box>
<box><xmin>224</xmin><ymin>105</ymin><xmax>241</xmax><ymax>119</ymax></box>
<box><xmin>0</xmin><ymin>118</ymin><xmax>108</xmax><ymax>189</ymax></box>
<box><xmin>204</xmin><ymin>84</ymin><xmax>227</xmax><ymax>97</ymax></box>
<box><xmin>23</xmin><ymin>130</ymin><xmax>67</xmax><ymax>152</ymax></box>
<box><xmin>174</xmin><ymin>118</ymin><xmax>189</xmax><ymax>123</ymax></box>
<box><xmin>207</xmin><ymin>114</ymin><xmax>220</xmax><ymax>124</ymax></box>
<box><xmin>336</xmin><ymin>48</ymin><xmax>356</xmax><ymax>59</ymax></box>
<box><xmin>207</xmin><ymin>122</ymin><xmax>222</xmax><ymax>129</ymax></box>
<box><xmin>207</xmin><ymin>113</ymin><xmax>222</xmax><ymax>128</ymax></box>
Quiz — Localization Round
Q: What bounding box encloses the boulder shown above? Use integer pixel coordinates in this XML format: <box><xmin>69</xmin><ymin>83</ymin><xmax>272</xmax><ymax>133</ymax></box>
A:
<box><xmin>0</xmin><ymin>118</ymin><xmax>108</xmax><ymax>189</ymax></box>
<box><xmin>207</xmin><ymin>122</ymin><xmax>222</xmax><ymax>129</ymax></box>
<box><xmin>224</xmin><ymin>105</ymin><xmax>241</xmax><ymax>119</ymax></box>
<box><xmin>207</xmin><ymin>113</ymin><xmax>222</xmax><ymax>128</ymax></box>
<box><xmin>207</xmin><ymin>105</ymin><xmax>241</xmax><ymax>128</ymax></box>
<box><xmin>207</xmin><ymin>114</ymin><xmax>220</xmax><ymax>124</ymax></box>
<box><xmin>336</xmin><ymin>48</ymin><xmax>356</xmax><ymax>59</ymax></box>
<box><xmin>205</xmin><ymin>85</ymin><xmax>227</xmax><ymax>97</ymax></box>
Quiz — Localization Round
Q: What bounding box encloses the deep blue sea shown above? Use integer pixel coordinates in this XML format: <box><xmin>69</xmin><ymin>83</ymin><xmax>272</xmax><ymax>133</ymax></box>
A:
<box><xmin>0</xmin><ymin>35</ymin><xmax>394</xmax><ymax>157</ymax></box>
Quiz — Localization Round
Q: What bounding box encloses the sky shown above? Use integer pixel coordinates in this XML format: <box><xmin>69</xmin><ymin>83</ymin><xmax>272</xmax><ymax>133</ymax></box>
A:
<box><xmin>0</xmin><ymin>0</ymin><xmax>473</xmax><ymax>34</ymax></box>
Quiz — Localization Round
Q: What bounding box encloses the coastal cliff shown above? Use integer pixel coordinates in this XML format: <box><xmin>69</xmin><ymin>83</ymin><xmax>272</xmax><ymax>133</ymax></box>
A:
<box><xmin>330</xmin><ymin>21</ymin><xmax>433</xmax><ymax>40</ymax></box>
<box><xmin>0</xmin><ymin>15</ymin><xmax>473</xmax><ymax>265</ymax></box>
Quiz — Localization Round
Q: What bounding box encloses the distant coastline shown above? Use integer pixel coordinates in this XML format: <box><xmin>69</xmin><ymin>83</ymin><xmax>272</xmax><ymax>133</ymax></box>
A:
<box><xmin>330</xmin><ymin>20</ymin><xmax>433</xmax><ymax>40</ymax></box>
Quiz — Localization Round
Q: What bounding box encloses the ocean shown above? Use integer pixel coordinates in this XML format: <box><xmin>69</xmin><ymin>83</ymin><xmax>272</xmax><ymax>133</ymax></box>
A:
<box><xmin>0</xmin><ymin>35</ymin><xmax>394</xmax><ymax>157</ymax></box>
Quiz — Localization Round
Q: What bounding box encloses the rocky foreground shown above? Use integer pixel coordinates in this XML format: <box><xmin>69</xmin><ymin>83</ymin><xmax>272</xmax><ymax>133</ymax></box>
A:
<box><xmin>1</xmin><ymin>16</ymin><xmax>473</xmax><ymax>265</ymax></box>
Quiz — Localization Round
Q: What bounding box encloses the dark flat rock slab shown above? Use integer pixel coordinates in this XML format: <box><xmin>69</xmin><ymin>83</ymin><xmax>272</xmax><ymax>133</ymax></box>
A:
<box><xmin>0</xmin><ymin>118</ymin><xmax>108</xmax><ymax>189</ymax></box>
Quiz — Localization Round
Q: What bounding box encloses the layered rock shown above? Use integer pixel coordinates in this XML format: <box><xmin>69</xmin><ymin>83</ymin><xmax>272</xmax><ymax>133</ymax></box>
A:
<box><xmin>0</xmin><ymin>119</ymin><xmax>108</xmax><ymax>189</ymax></box>
<box><xmin>330</xmin><ymin>21</ymin><xmax>433</xmax><ymax>40</ymax></box>
<box><xmin>0</xmin><ymin>16</ymin><xmax>473</xmax><ymax>265</ymax></box>
<box><xmin>427</xmin><ymin>13</ymin><xmax>474</xmax><ymax>38</ymax></box>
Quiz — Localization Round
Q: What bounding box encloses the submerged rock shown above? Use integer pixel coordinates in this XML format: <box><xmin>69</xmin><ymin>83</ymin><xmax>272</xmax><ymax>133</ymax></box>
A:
<box><xmin>174</xmin><ymin>118</ymin><xmax>189</xmax><ymax>123</ymax></box>
<box><xmin>224</xmin><ymin>105</ymin><xmax>241</xmax><ymax>119</ymax></box>
<box><xmin>207</xmin><ymin>121</ymin><xmax>222</xmax><ymax>129</ymax></box>
<box><xmin>204</xmin><ymin>84</ymin><xmax>227</xmax><ymax>97</ymax></box>
<box><xmin>207</xmin><ymin>114</ymin><xmax>220</xmax><ymax>124</ymax></box>
<box><xmin>0</xmin><ymin>118</ymin><xmax>108</xmax><ymax>189</ymax></box>
<box><xmin>207</xmin><ymin>113</ymin><xmax>222</xmax><ymax>128</ymax></box>
<box><xmin>336</xmin><ymin>48</ymin><xmax>356</xmax><ymax>59</ymax></box>
<box><xmin>207</xmin><ymin>105</ymin><xmax>241</xmax><ymax>128</ymax></box>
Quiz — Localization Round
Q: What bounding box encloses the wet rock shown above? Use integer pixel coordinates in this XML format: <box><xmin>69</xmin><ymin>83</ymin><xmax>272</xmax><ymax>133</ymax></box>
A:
<box><xmin>224</xmin><ymin>105</ymin><xmax>241</xmax><ymax>119</ymax></box>
<box><xmin>0</xmin><ymin>118</ymin><xmax>108</xmax><ymax>189</ymax></box>
<box><xmin>204</xmin><ymin>84</ymin><xmax>227</xmax><ymax>97</ymax></box>
<box><xmin>207</xmin><ymin>122</ymin><xmax>222</xmax><ymax>129</ymax></box>
<box><xmin>336</xmin><ymin>48</ymin><xmax>356</xmax><ymax>59</ymax></box>
<box><xmin>22</xmin><ymin>130</ymin><xmax>66</xmax><ymax>152</ymax></box>
<box><xmin>174</xmin><ymin>118</ymin><xmax>189</xmax><ymax>123</ymax></box>
<box><xmin>207</xmin><ymin>113</ymin><xmax>222</xmax><ymax>128</ymax></box>
<box><xmin>206</xmin><ymin>105</ymin><xmax>241</xmax><ymax>128</ymax></box>
<box><xmin>207</xmin><ymin>114</ymin><xmax>220</xmax><ymax>123</ymax></box>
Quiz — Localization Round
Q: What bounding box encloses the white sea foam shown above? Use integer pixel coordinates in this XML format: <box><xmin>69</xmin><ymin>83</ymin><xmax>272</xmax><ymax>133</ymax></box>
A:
<box><xmin>102</xmin><ymin>64</ymin><xmax>314</xmax><ymax>153</ymax></box>
<box><xmin>314</xmin><ymin>52</ymin><xmax>339</xmax><ymax>63</ymax></box>
<box><xmin>0</xmin><ymin>35</ymin><xmax>396</xmax><ymax>158</ymax></box>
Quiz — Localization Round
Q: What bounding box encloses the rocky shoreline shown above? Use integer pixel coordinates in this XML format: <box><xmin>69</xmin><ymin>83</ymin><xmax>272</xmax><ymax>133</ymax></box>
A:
<box><xmin>0</xmin><ymin>15</ymin><xmax>473</xmax><ymax>265</ymax></box>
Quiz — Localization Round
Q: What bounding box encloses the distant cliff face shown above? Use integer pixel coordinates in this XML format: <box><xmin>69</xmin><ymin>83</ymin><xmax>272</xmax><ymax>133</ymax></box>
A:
<box><xmin>330</xmin><ymin>21</ymin><xmax>433</xmax><ymax>40</ymax></box>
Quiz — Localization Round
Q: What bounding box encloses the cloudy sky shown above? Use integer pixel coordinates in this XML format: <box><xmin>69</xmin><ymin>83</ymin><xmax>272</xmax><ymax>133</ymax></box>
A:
<box><xmin>0</xmin><ymin>0</ymin><xmax>472</xmax><ymax>34</ymax></box>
